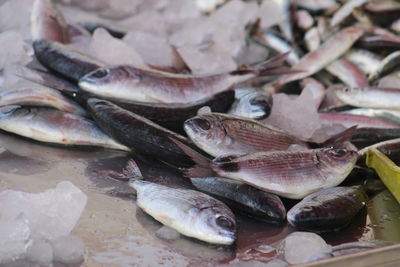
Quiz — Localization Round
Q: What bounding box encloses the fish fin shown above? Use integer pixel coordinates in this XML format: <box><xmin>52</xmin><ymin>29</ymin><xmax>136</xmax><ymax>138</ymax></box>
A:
<box><xmin>230</xmin><ymin>52</ymin><xmax>294</xmax><ymax>77</ymax></box>
<box><xmin>169</xmin><ymin>137</ymin><xmax>216</xmax><ymax>178</ymax></box>
<box><xmin>93</xmin><ymin>159</ymin><xmax>143</xmax><ymax>181</ymax></box>
<box><xmin>312</xmin><ymin>126</ymin><xmax>358</xmax><ymax>148</ymax></box>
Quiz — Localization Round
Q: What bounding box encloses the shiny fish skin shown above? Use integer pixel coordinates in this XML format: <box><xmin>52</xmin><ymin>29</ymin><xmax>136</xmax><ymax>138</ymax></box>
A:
<box><xmin>33</xmin><ymin>39</ymin><xmax>104</xmax><ymax>82</ymax></box>
<box><xmin>0</xmin><ymin>106</ymin><xmax>129</xmax><ymax>151</ymax></box>
<box><xmin>184</xmin><ymin>112</ymin><xmax>308</xmax><ymax>157</ymax></box>
<box><xmin>325</xmin><ymin>59</ymin><xmax>368</xmax><ymax>88</ymax></box>
<box><xmin>31</xmin><ymin>0</ymin><xmax>69</xmax><ymax>43</ymax></box>
<box><xmin>0</xmin><ymin>87</ymin><xmax>87</xmax><ymax>116</ymax></box>
<box><xmin>210</xmin><ymin>148</ymin><xmax>358</xmax><ymax>199</ymax></box>
<box><xmin>78</xmin><ymin>53</ymin><xmax>290</xmax><ymax>103</ymax></box>
<box><xmin>287</xmin><ymin>186</ymin><xmax>368</xmax><ymax>232</ymax></box>
<box><xmin>190</xmin><ymin>177</ymin><xmax>286</xmax><ymax>223</ymax></box>
<box><xmin>227</xmin><ymin>88</ymin><xmax>271</xmax><ymax>120</ymax></box>
<box><xmin>335</xmin><ymin>87</ymin><xmax>400</xmax><ymax>110</ymax></box>
<box><xmin>130</xmin><ymin>180</ymin><xmax>237</xmax><ymax>245</ymax></box>
<box><xmin>319</xmin><ymin>113</ymin><xmax>400</xmax><ymax>129</ymax></box>
<box><xmin>342</xmin><ymin>108</ymin><xmax>400</xmax><ymax>124</ymax></box>
<box><xmin>275</xmin><ymin>26</ymin><xmax>364</xmax><ymax>87</ymax></box>
<box><xmin>87</xmin><ymin>98</ymin><xmax>199</xmax><ymax>167</ymax></box>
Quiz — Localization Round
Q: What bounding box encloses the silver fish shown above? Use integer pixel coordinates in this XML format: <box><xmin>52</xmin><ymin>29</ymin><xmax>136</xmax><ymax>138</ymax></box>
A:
<box><xmin>129</xmin><ymin>179</ymin><xmax>236</xmax><ymax>245</ymax></box>
<box><xmin>335</xmin><ymin>87</ymin><xmax>400</xmax><ymax>110</ymax></box>
<box><xmin>325</xmin><ymin>59</ymin><xmax>368</xmax><ymax>87</ymax></box>
<box><xmin>0</xmin><ymin>105</ymin><xmax>129</xmax><ymax>151</ymax></box>
<box><xmin>210</xmin><ymin>147</ymin><xmax>358</xmax><ymax>199</ymax></box>
<box><xmin>184</xmin><ymin>113</ymin><xmax>308</xmax><ymax>157</ymax></box>
<box><xmin>342</xmin><ymin>108</ymin><xmax>400</xmax><ymax>124</ymax></box>
<box><xmin>344</xmin><ymin>49</ymin><xmax>382</xmax><ymax>76</ymax></box>
<box><xmin>369</xmin><ymin>51</ymin><xmax>400</xmax><ymax>81</ymax></box>
<box><xmin>319</xmin><ymin>113</ymin><xmax>400</xmax><ymax>129</ymax></box>
<box><xmin>287</xmin><ymin>186</ymin><xmax>368</xmax><ymax>231</ymax></box>
<box><xmin>227</xmin><ymin>88</ymin><xmax>272</xmax><ymax>120</ymax></box>
<box><xmin>78</xmin><ymin>53</ymin><xmax>290</xmax><ymax>103</ymax></box>
<box><xmin>0</xmin><ymin>87</ymin><xmax>86</xmax><ymax>116</ymax></box>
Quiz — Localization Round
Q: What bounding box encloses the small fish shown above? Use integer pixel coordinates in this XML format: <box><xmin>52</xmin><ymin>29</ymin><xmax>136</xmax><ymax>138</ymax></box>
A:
<box><xmin>351</xmin><ymin>127</ymin><xmax>400</xmax><ymax>143</ymax></box>
<box><xmin>184</xmin><ymin>112</ymin><xmax>308</xmax><ymax>157</ymax></box>
<box><xmin>304</xmin><ymin>27</ymin><xmax>321</xmax><ymax>52</ymax></box>
<box><xmin>369</xmin><ymin>51</ymin><xmax>400</xmax><ymax>81</ymax></box>
<box><xmin>78</xmin><ymin>53</ymin><xmax>291</xmax><ymax>103</ymax></box>
<box><xmin>330</xmin><ymin>0</ymin><xmax>368</xmax><ymax>27</ymax></box>
<box><xmin>129</xmin><ymin>179</ymin><xmax>237</xmax><ymax>245</ymax></box>
<box><xmin>31</xmin><ymin>0</ymin><xmax>69</xmax><ymax>43</ymax></box>
<box><xmin>87</xmin><ymin>98</ymin><xmax>201</xmax><ymax>167</ymax></box>
<box><xmin>342</xmin><ymin>108</ymin><xmax>400</xmax><ymax>124</ymax></box>
<box><xmin>275</xmin><ymin>26</ymin><xmax>364</xmax><ymax>87</ymax></box>
<box><xmin>335</xmin><ymin>87</ymin><xmax>400</xmax><ymax>110</ymax></box>
<box><xmin>0</xmin><ymin>105</ymin><xmax>129</xmax><ymax>151</ymax></box>
<box><xmin>325</xmin><ymin>59</ymin><xmax>368</xmax><ymax>88</ymax></box>
<box><xmin>344</xmin><ymin>49</ymin><xmax>382</xmax><ymax>76</ymax></box>
<box><xmin>319</xmin><ymin>113</ymin><xmax>400</xmax><ymax>129</ymax></box>
<box><xmin>33</xmin><ymin>39</ymin><xmax>104</xmax><ymax>82</ymax></box>
<box><xmin>228</xmin><ymin>88</ymin><xmax>272</xmax><ymax>120</ymax></box>
<box><xmin>287</xmin><ymin>186</ymin><xmax>368</xmax><ymax>232</ymax></box>
<box><xmin>0</xmin><ymin>86</ymin><xmax>86</xmax><ymax>116</ymax></box>
<box><xmin>190</xmin><ymin>177</ymin><xmax>286</xmax><ymax>223</ymax></box>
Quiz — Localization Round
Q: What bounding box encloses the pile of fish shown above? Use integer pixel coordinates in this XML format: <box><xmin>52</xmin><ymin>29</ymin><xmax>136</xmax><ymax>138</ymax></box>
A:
<box><xmin>1</xmin><ymin>0</ymin><xmax>400</xmax><ymax>264</ymax></box>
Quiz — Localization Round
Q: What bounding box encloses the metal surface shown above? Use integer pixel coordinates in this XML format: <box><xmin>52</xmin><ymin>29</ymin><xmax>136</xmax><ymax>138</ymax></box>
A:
<box><xmin>0</xmin><ymin>131</ymin><xmax>399</xmax><ymax>266</ymax></box>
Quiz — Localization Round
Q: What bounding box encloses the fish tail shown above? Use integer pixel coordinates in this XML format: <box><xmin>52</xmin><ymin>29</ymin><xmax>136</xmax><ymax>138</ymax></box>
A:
<box><xmin>230</xmin><ymin>52</ymin><xmax>298</xmax><ymax>77</ymax></box>
<box><xmin>318</xmin><ymin>126</ymin><xmax>358</xmax><ymax>148</ymax></box>
<box><xmin>94</xmin><ymin>159</ymin><xmax>143</xmax><ymax>181</ymax></box>
<box><xmin>169</xmin><ymin>137</ymin><xmax>216</xmax><ymax>178</ymax></box>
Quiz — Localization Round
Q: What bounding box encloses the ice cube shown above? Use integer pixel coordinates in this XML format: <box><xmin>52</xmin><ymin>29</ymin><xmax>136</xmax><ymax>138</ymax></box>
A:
<box><xmin>0</xmin><ymin>0</ymin><xmax>33</xmax><ymax>39</ymax></box>
<box><xmin>0</xmin><ymin>181</ymin><xmax>87</xmax><ymax>241</ymax></box>
<box><xmin>0</xmin><ymin>31</ymin><xmax>31</xmax><ymax>70</ymax></box>
<box><xmin>123</xmin><ymin>31</ymin><xmax>186</xmax><ymax>71</ymax></box>
<box><xmin>26</xmin><ymin>239</ymin><xmax>53</xmax><ymax>266</ymax></box>
<box><xmin>155</xmin><ymin>226</ymin><xmax>181</xmax><ymax>241</ymax></box>
<box><xmin>0</xmin><ymin>216</ymin><xmax>32</xmax><ymax>264</ymax></box>
<box><xmin>161</xmin><ymin>0</ymin><xmax>201</xmax><ymax>33</ymax></box>
<box><xmin>88</xmin><ymin>28</ymin><xmax>145</xmax><ymax>67</ymax></box>
<box><xmin>279</xmin><ymin>232</ymin><xmax>332</xmax><ymax>265</ymax></box>
<box><xmin>120</xmin><ymin>10</ymin><xmax>169</xmax><ymax>37</ymax></box>
<box><xmin>51</xmin><ymin>235</ymin><xmax>85</xmax><ymax>265</ymax></box>
<box><xmin>99</xmin><ymin>0</ymin><xmax>141</xmax><ymax>20</ymax></box>
<box><xmin>300</xmin><ymin>78</ymin><xmax>326</xmax><ymax>108</ymax></box>
<box><xmin>263</xmin><ymin>89</ymin><xmax>322</xmax><ymax>140</ymax></box>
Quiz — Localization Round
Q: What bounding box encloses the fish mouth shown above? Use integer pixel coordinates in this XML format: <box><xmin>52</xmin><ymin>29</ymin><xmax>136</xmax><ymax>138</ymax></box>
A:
<box><xmin>183</xmin><ymin>119</ymin><xmax>199</xmax><ymax>136</ymax></box>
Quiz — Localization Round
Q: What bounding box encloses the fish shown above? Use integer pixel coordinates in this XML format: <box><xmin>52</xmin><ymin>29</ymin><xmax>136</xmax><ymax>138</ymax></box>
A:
<box><xmin>0</xmin><ymin>105</ymin><xmax>129</xmax><ymax>151</ymax></box>
<box><xmin>31</xmin><ymin>0</ymin><xmax>69</xmax><ymax>43</ymax></box>
<box><xmin>274</xmin><ymin>26</ymin><xmax>364</xmax><ymax>87</ymax></box>
<box><xmin>351</xmin><ymin>127</ymin><xmax>400</xmax><ymax>144</ymax></box>
<box><xmin>295</xmin><ymin>9</ymin><xmax>314</xmax><ymax>31</ymax></box>
<box><xmin>295</xmin><ymin>0</ymin><xmax>339</xmax><ymax>12</ymax></box>
<box><xmin>184</xmin><ymin>112</ymin><xmax>308</xmax><ymax>157</ymax></box>
<box><xmin>342</xmin><ymin>108</ymin><xmax>400</xmax><ymax>124</ymax></box>
<box><xmin>334</xmin><ymin>87</ymin><xmax>400</xmax><ymax>110</ymax></box>
<box><xmin>287</xmin><ymin>186</ymin><xmax>368</xmax><ymax>232</ymax></box>
<box><xmin>325</xmin><ymin>59</ymin><xmax>368</xmax><ymax>88</ymax></box>
<box><xmin>78</xmin><ymin>21</ymin><xmax>127</xmax><ymax>39</ymax></box>
<box><xmin>369</xmin><ymin>51</ymin><xmax>400</xmax><ymax>81</ymax></box>
<box><xmin>86</xmin><ymin>98</ymin><xmax>202</xmax><ymax>167</ymax></box>
<box><xmin>0</xmin><ymin>86</ymin><xmax>87</xmax><ymax>116</ymax></box>
<box><xmin>209</xmin><ymin>148</ymin><xmax>358</xmax><ymax>199</ymax></box>
<box><xmin>78</xmin><ymin>53</ymin><xmax>291</xmax><ymax>103</ymax></box>
<box><xmin>33</xmin><ymin>39</ymin><xmax>104</xmax><ymax>82</ymax></box>
<box><xmin>304</xmin><ymin>27</ymin><xmax>321</xmax><ymax>52</ymax></box>
<box><xmin>319</xmin><ymin>113</ymin><xmax>400</xmax><ymax>129</ymax></box>
<box><xmin>330</xmin><ymin>0</ymin><xmax>368</xmax><ymax>27</ymax></box>
<box><xmin>190</xmin><ymin>177</ymin><xmax>286</xmax><ymax>223</ymax></box>
<box><xmin>344</xmin><ymin>49</ymin><xmax>382</xmax><ymax>76</ymax></box>
<box><xmin>129</xmin><ymin>179</ymin><xmax>237</xmax><ymax>245</ymax></box>
<box><xmin>227</xmin><ymin>88</ymin><xmax>272</xmax><ymax>120</ymax></box>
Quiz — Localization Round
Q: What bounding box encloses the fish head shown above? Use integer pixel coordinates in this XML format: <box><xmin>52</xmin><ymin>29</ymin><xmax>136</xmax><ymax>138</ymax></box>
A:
<box><xmin>79</xmin><ymin>66</ymin><xmax>139</xmax><ymax>93</ymax></box>
<box><xmin>193</xmin><ymin>201</ymin><xmax>237</xmax><ymax>245</ymax></box>
<box><xmin>0</xmin><ymin>105</ymin><xmax>23</xmax><ymax>119</ymax></box>
<box><xmin>232</xmin><ymin>91</ymin><xmax>272</xmax><ymax>120</ymax></box>
<box><xmin>334</xmin><ymin>86</ymin><xmax>363</xmax><ymax>101</ymax></box>
<box><xmin>319</xmin><ymin>147</ymin><xmax>358</xmax><ymax>171</ymax></box>
<box><xmin>184</xmin><ymin>114</ymin><xmax>230</xmax><ymax>151</ymax></box>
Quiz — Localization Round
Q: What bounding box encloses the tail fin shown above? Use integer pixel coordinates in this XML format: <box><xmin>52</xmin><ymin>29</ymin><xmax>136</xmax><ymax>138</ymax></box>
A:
<box><xmin>93</xmin><ymin>159</ymin><xmax>143</xmax><ymax>181</ymax></box>
<box><xmin>169</xmin><ymin>137</ymin><xmax>216</xmax><ymax>178</ymax></box>
<box><xmin>314</xmin><ymin>126</ymin><xmax>357</xmax><ymax>148</ymax></box>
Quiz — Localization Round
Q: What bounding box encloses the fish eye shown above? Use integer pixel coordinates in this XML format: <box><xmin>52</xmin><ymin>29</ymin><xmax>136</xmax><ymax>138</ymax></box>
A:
<box><xmin>192</xmin><ymin>118</ymin><xmax>211</xmax><ymax>131</ymax></box>
<box><xmin>330</xmin><ymin>149</ymin><xmax>348</xmax><ymax>158</ymax></box>
<box><xmin>91</xmin><ymin>68</ymin><xmax>109</xmax><ymax>79</ymax></box>
<box><xmin>250</xmin><ymin>96</ymin><xmax>268</xmax><ymax>106</ymax></box>
<box><xmin>216</xmin><ymin>216</ymin><xmax>234</xmax><ymax>231</ymax></box>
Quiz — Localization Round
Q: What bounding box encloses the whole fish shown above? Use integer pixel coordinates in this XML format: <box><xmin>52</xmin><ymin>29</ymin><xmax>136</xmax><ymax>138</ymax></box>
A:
<box><xmin>227</xmin><ymin>88</ymin><xmax>272</xmax><ymax>120</ymax></box>
<box><xmin>334</xmin><ymin>87</ymin><xmax>400</xmax><ymax>110</ymax></box>
<box><xmin>33</xmin><ymin>39</ymin><xmax>104</xmax><ymax>82</ymax></box>
<box><xmin>0</xmin><ymin>105</ymin><xmax>129</xmax><ymax>151</ymax></box>
<box><xmin>275</xmin><ymin>26</ymin><xmax>364</xmax><ymax>87</ymax></box>
<box><xmin>287</xmin><ymin>186</ymin><xmax>368</xmax><ymax>232</ymax></box>
<box><xmin>190</xmin><ymin>177</ymin><xmax>286</xmax><ymax>223</ymax></box>
<box><xmin>325</xmin><ymin>59</ymin><xmax>368</xmax><ymax>88</ymax></box>
<box><xmin>129</xmin><ymin>179</ymin><xmax>237</xmax><ymax>245</ymax></box>
<box><xmin>0</xmin><ymin>86</ymin><xmax>86</xmax><ymax>116</ymax></box>
<box><xmin>319</xmin><ymin>113</ymin><xmax>400</xmax><ymax>129</ymax></box>
<box><xmin>209</xmin><ymin>148</ymin><xmax>358</xmax><ymax>199</ymax></box>
<box><xmin>342</xmin><ymin>108</ymin><xmax>400</xmax><ymax>124</ymax></box>
<box><xmin>31</xmin><ymin>0</ymin><xmax>69</xmax><ymax>43</ymax></box>
<box><xmin>184</xmin><ymin>112</ymin><xmax>308</xmax><ymax>157</ymax></box>
<box><xmin>369</xmin><ymin>51</ymin><xmax>400</xmax><ymax>81</ymax></box>
<box><xmin>87</xmin><ymin>98</ymin><xmax>200</xmax><ymax>167</ymax></box>
<box><xmin>78</xmin><ymin>53</ymin><xmax>291</xmax><ymax>103</ymax></box>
